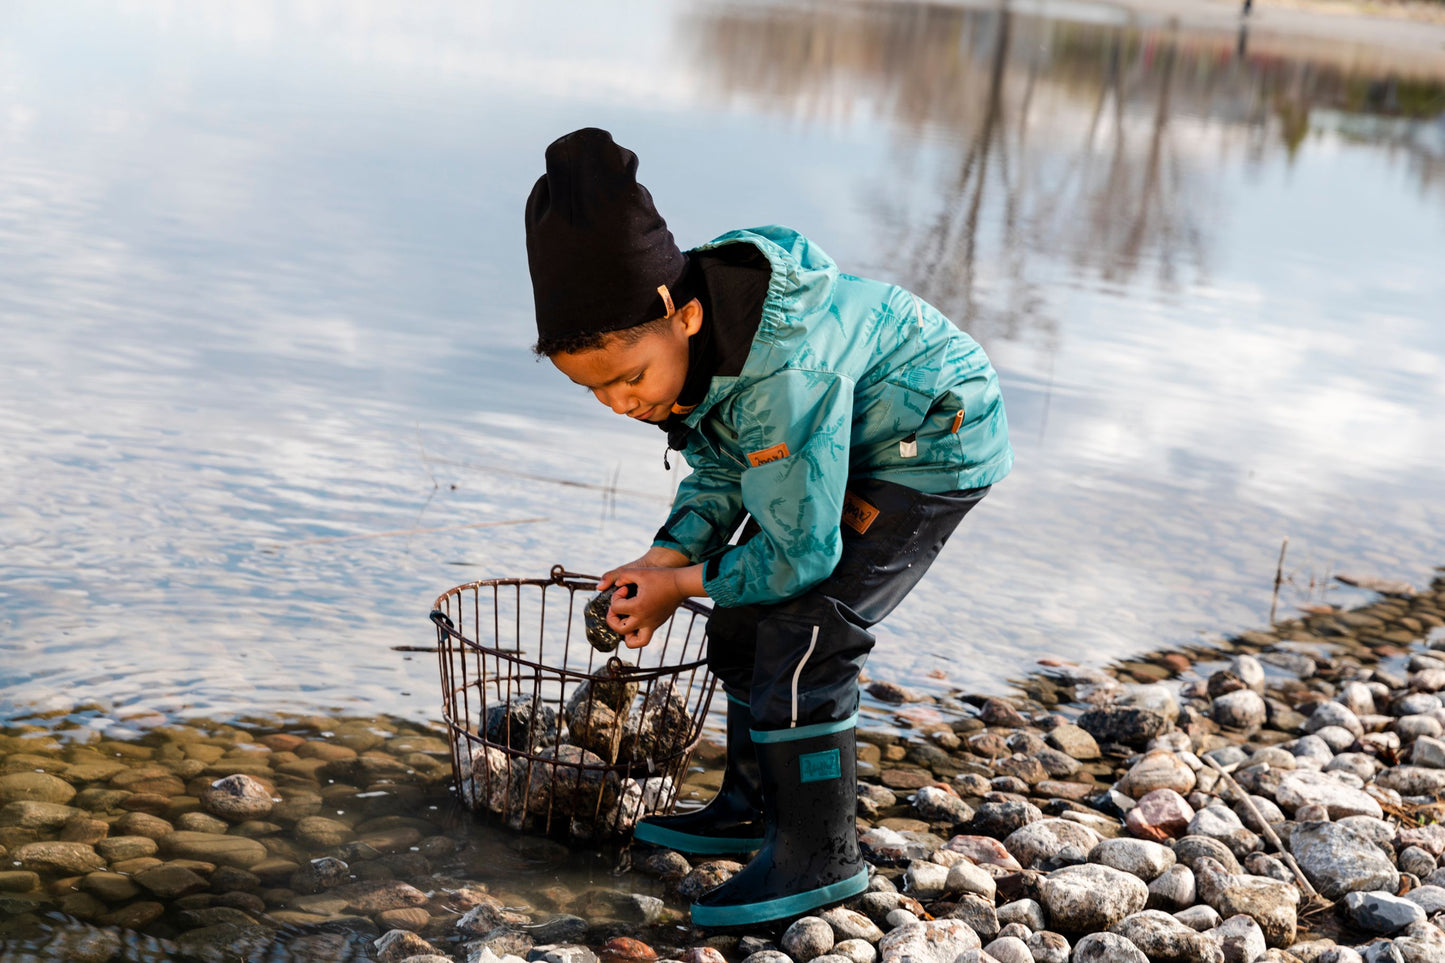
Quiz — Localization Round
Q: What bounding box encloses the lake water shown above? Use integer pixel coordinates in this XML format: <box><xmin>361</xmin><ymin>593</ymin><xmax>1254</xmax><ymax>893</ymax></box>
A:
<box><xmin>3</xmin><ymin>0</ymin><xmax>1443</xmax><ymax>732</ymax></box>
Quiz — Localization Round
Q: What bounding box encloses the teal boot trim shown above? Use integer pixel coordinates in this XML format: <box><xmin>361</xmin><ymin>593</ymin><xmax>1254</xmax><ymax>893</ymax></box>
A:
<box><xmin>690</xmin><ymin>867</ymin><xmax>869</xmax><ymax>927</ymax></box>
<box><xmin>633</xmin><ymin>820</ymin><xmax>765</xmax><ymax>854</ymax></box>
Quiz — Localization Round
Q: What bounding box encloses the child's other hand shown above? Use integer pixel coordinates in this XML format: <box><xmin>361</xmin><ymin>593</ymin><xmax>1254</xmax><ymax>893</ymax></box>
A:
<box><xmin>598</xmin><ymin>562</ymin><xmax>703</xmax><ymax>649</ymax></box>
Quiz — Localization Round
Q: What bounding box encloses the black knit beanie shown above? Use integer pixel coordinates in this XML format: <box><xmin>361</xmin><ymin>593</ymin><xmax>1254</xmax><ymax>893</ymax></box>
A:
<box><xmin>525</xmin><ymin>128</ymin><xmax>688</xmax><ymax>345</ymax></box>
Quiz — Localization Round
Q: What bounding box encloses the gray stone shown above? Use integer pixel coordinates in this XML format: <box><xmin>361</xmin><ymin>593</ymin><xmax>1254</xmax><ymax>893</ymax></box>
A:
<box><xmin>1376</xmin><ymin>767</ymin><xmax>1445</xmax><ymax>796</ymax></box>
<box><xmin>1214</xmin><ymin>691</ymin><xmax>1268</xmax><ymax>733</ymax></box>
<box><xmin>1290</xmin><ymin>821</ymin><xmax>1400</xmax><ymax>899</ymax></box>
<box><xmin>527</xmin><ymin>945</ymin><xmax>599</xmax><ymax>963</ymax></box>
<box><xmin>1089</xmin><ymin>838</ymin><xmax>1175</xmax><ymax>882</ymax></box>
<box><xmin>1275</xmin><ymin>771</ymin><xmax>1383</xmax><ymax>819</ymax></box>
<box><xmin>1325</xmin><ymin>754</ymin><xmax>1379</xmax><ymax>782</ymax></box>
<box><xmin>1024</xmin><ymin>931</ymin><xmax>1069</xmax><ymax>963</ymax></box>
<box><xmin>201</xmin><ymin>774</ymin><xmax>275</xmax><ymax>823</ymax></box>
<box><xmin>1174</xmin><ymin>905</ymin><xmax>1221</xmax><ymax>931</ymax></box>
<box><xmin>1147</xmin><ymin>864</ymin><xmax>1197</xmax><ymax>911</ymax></box>
<box><xmin>911</xmin><ymin>786</ymin><xmax>972</xmax><ymax>825</ymax></box>
<box><xmin>1111</xmin><ymin>909</ymin><xmax>1223</xmax><ymax>963</ymax></box>
<box><xmin>979</xmin><ymin>936</ymin><xmax>1030</xmax><ymax>963</ymax></box>
<box><xmin>877</xmin><ymin>919</ymin><xmax>980</xmax><ymax>963</ymax></box>
<box><xmin>1002</xmin><ymin>818</ymin><xmax>1102</xmax><ymax>870</ymax></box>
<box><xmin>943</xmin><ymin>860</ymin><xmax>996</xmax><ymax>901</ymax></box>
<box><xmin>1411</xmin><ymin>736</ymin><xmax>1445</xmax><ymax>768</ymax></box>
<box><xmin>1342</xmin><ymin>891</ymin><xmax>1427</xmax><ymax>935</ymax></box>
<box><xmin>1194</xmin><ymin>857</ymin><xmax>1298</xmax><ymax>947</ymax></box>
<box><xmin>832</xmin><ymin>940</ymin><xmax>876</xmax><ymax>963</ymax></box>
<box><xmin>1174</xmin><ymin>835</ymin><xmax>1243</xmax><ymax>875</ymax></box>
<box><xmin>994</xmin><ymin>899</ymin><xmax>1043</xmax><ymax>931</ymax></box>
<box><xmin>1076</xmin><ymin>706</ymin><xmax>1169</xmax><ymax>748</ymax></box>
<box><xmin>1304</xmin><ymin>702</ymin><xmax>1363</xmax><ymax>738</ymax></box>
<box><xmin>904</xmin><ymin>860</ymin><xmax>949</xmax><ymax>899</ymax></box>
<box><xmin>819</xmin><ymin>907</ymin><xmax>883</xmax><ymax>943</ymax></box>
<box><xmin>1231</xmin><ymin>655</ymin><xmax>1266</xmax><ymax>693</ymax></box>
<box><xmin>1118</xmin><ymin>751</ymin><xmax>1196</xmax><ymax>798</ymax></box>
<box><xmin>1070</xmin><ymin>932</ymin><xmax>1147</xmax><ymax>963</ymax></box>
<box><xmin>781</xmin><ymin>916</ymin><xmax>835</xmax><ymax>963</ymax></box>
<box><xmin>1044</xmin><ymin>725</ymin><xmax>1099</xmax><ymax>760</ymax></box>
<box><xmin>1403</xmin><ymin>884</ymin><xmax>1445</xmax><ymax>916</ymax></box>
<box><xmin>1037</xmin><ymin>863</ymin><xmax>1147</xmax><ymax>932</ymax></box>
<box><xmin>1398</xmin><ymin>849</ymin><xmax>1438</xmax><ymax>880</ymax></box>
<box><xmin>945</xmin><ymin>894</ymin><xmax>998</xmax><ymax>942</ymax></box>
<box><xmin>1212</xmin><ymin>913</ymin><xmax>1267</xmax><ymax>963</ymax></box>
<box><xmin>859</xmin><ymin>827</ymin><xmax>942</xmax><ymax>866</ymax></box>
<box><xmin>1289</xmin><ymin>735</ymin><xmax>1336</xmax><ymax>770</ymax></box>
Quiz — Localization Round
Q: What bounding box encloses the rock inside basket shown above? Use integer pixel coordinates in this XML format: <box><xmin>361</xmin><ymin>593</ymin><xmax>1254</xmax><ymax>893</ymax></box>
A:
<box><xmin>458</xmin><ymin>679</ymin><xmax>691</xmax><ymax>839</ymax></box>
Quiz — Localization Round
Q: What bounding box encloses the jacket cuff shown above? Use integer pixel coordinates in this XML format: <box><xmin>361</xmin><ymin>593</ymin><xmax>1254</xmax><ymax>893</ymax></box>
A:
<box><xmin>703</xmin><ymin>561</ymin><xmax>745</xmax><ymax>608</ymax></box>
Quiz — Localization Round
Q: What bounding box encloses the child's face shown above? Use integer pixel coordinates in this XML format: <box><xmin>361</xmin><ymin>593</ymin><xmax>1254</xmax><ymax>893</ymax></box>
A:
<box><xmin>550</xmin><ymin>301</ymin><xmax>702</xmax><ymax>423</ymax></box>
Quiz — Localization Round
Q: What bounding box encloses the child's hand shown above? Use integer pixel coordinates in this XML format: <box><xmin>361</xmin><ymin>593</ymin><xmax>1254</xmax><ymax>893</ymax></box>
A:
<box><xmin>598</xmin><ymin>563</ymin><xmax>704</xmax><ymax>649</ymax></box>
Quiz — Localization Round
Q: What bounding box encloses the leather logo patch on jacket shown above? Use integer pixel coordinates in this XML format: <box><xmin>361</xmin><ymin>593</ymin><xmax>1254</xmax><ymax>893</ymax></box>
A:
<box><xmin>841</xmin><ymin>489</ymin><xmax>880</xmax><ymax>534</ymax></box>
<box><xmin>747</xmin><ymin>442</ymin><xmax>790</xmax><ymax>466</ymax></box>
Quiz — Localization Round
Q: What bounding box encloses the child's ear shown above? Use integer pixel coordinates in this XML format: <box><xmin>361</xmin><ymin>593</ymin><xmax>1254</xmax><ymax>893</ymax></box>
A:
<box><xmin>679</xmin><ymin>298</ymin><xmax>704</xmax><ymax>337</ymax></box>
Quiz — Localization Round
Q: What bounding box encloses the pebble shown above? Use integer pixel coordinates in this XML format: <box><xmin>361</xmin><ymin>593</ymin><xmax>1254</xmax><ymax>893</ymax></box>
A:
<box><xmin>781</xmin><ymin>917</ymin><xmax>834</xmax><ymax>962</ymax></box>
<box><xmin>1090</xmin><ymin>837</ymin><xmax>1175</xmax><ymax>881</ymax></box>
<box><xmin>1037</xmin><ymin>863</ymin><xmax>1148</xmax><ymax>931</ymax></box>
<box><xmin>1341</xmin><ymin>891</ymin><xmax>1427</xmax><ymax>935</ymax></box>
<box><xmin>877</xmin><ymin>919</ymin><xmax>979</xmax><ymax>963</ymax></box>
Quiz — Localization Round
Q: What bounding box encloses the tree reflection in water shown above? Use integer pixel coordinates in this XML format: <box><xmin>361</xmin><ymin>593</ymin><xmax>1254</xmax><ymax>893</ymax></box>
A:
<box><xmin>683</xmin><ymin>1</ymin><xmax>1445</xmax><ymax>345</ymax></box>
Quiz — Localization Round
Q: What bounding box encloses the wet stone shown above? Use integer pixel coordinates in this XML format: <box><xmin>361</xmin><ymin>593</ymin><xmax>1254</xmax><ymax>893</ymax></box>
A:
<box><xmin>377</xmin><ymin>928</ymin><xmax>442</xmax><ymax>963</ymax></box>
<box><xmin>0</xmin><ymin>871</ymin><xmax>39</xmax><ymax>893</ymax></box>
<box><xmin>377</xmin><ymin>906</ymin><xmax>432</xmax><ymax>932</ymax></box>
<box><xmin>113</xmin><ymin>811</ymin><xmax>174</xmax><ymax>840</ymax></box>
<box><xmin>14</xmin><ymin>841</ymin><xmax>104</xmax><ymax>876</ymax></box>
<box><xmin>0</xmin><ymin>773</ymin><xmax>78</xmax><ymax>808</ymax></box>
<box><xmin>79</xmin><ymin>871</ymin><xmax>141</xmax><ymax>903</ymax></box>
<box><xmin>135</xmin><ymin>864</ymin><xmax>210</xmax><ymax>899</ymax></box>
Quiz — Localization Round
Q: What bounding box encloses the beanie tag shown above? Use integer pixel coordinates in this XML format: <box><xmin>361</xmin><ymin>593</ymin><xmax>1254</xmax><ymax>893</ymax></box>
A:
<box><xmin>657</xmin><ymin>284</ymin><xmax>675</xmax><ymax>317</ymax></box>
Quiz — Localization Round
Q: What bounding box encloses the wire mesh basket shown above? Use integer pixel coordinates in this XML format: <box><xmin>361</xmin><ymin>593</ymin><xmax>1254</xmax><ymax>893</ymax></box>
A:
<box><xmin>430</xmin><ymin>565</ymin><xmax>717</xmax><ymax>841</ymax></box>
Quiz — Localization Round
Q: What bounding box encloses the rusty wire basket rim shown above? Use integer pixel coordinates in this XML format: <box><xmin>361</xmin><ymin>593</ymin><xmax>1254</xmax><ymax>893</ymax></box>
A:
<box><xmin>430</xmin><ymin>564</ymin><xmax>713</xmax><ymax>684</ymax></box>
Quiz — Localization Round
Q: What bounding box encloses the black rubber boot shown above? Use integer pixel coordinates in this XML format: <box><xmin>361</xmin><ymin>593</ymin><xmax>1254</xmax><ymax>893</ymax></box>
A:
<box><xmin>690</xmin><ymin>720</ymin><xmax>868</xmax><ymax>928</ymax></box>
<box><xmin>633</xmin><ymin>694</ymin><xmax>765</xmax><ymax>854</ymax></box>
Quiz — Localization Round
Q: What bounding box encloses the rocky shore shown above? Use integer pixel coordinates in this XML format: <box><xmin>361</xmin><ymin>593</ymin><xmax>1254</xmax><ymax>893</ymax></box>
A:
<box><xmin>2</xmin><ymin>570</ymin><xmax>1445</xmax><ymax>962</ymax></box>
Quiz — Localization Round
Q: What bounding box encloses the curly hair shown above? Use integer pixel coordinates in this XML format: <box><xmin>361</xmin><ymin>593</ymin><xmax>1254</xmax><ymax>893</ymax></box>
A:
<box><xmin>532</xmin><ymin>314</ymin><xmax>674</xmax><ymax>358</ymax></box>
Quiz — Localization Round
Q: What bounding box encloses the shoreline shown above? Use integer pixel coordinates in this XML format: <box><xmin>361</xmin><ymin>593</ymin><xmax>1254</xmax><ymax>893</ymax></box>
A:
<box><xmin>892</xmin><ymin>0</ymin><xmax>1445</xmax><ymax>76</ymax></box>
<box><xmin>2</xmin><ymin>569</ymin><xmax>1444</xmax><ymax>960</ymax></box>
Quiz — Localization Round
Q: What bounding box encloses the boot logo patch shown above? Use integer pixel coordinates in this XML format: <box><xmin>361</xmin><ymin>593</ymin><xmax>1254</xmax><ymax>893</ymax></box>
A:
<box><xmin>798</xmin><ymin>748</ymin><xmax>842</xmax><ymax>783</ymax></box>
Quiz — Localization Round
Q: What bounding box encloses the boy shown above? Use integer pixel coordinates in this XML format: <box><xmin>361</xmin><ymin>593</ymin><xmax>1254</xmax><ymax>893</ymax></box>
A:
<box><xmin>525</xmin><ymin>129</ymin><xmax>1012</xmax><ymax>927</ymax></box>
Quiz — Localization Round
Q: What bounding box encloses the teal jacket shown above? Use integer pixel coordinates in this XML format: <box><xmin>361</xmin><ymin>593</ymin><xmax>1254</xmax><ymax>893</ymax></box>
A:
<box><xmin>653</xmin><ymin>226</ymin><xmax>1012</xmax><ymax>608</ymax></box>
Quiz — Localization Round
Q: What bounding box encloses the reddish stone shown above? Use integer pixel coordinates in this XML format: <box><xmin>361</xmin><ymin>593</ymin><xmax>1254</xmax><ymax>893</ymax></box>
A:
<box><xmin>260</xmin><ymin>734</ymin><xmax>306</xmax><ymax>752</ymax></box>
<box><xmin>942</xmin><ymin>834</ymin><xmax>1022</xmax><ymax>872</ymax></box>
<box><xmin>881</xmin><ymin>769</ymin><xmax>932</xmax><ymax>790</ymax></box>
<box><xmin>681</xmin><ymin>949</ymin><xmax>726</xmax><ymax>963</ymax></box>
<box><xmin>599</xmin><ymin>936</ymin><xmax>658</xmax><ymax>963</ymax></box>
<box><xmin>1126</xmin><ymin>788</ymin><xmax>1195</xmax><ymax>841</ymax></box>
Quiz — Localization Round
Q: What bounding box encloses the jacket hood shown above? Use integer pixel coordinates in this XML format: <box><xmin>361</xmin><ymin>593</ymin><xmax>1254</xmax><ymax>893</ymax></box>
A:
<box><xmin>680</xmin><ymin>225</ymin><xmax>840</xmax><ymax>426</ymax></box>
